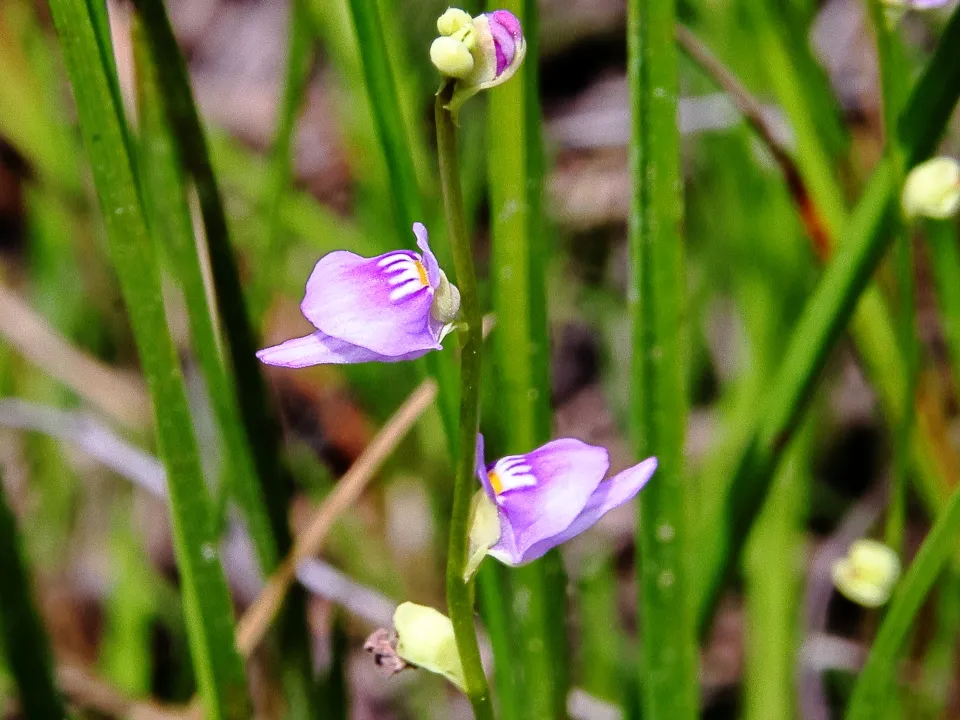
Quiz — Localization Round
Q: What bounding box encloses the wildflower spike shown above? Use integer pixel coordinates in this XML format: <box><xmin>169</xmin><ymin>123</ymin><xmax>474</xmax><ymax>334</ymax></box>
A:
<box><xmin>430</xmin><ymin>7</ymin><xmax>526</xmax><ymax>114</ymax></box>
<box><xmin>257</xmin><ymin>223</ymin><xmax>460</xmax><ymax>367</ymax></box>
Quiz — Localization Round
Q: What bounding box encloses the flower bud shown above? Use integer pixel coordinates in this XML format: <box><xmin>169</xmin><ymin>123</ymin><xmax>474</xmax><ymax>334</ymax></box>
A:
<box><xmin>902</xmin><ymin>157</ymin><xmax>960</xmax><ymax>219</ymax></box>
<box><xmin>430</xmin><ymin>269</ymin><xmax>461</xmax><ymax>325</ymax></box>
<box><xmin>831</xmin><ymin>539</ymin><xmax>901</xmax><ymax>608</ymax></box>
<box><xmin>465</xmin><ymin>490</ymin><xmax>500</xmax><ymax>581</ymax></box>
<box><xmin>430</xmin><ymin>36</ymin><xmax>475</xmax><ymax>79</ymax></box>
<box><xmin>393</xmin><ymin>602</ymin><xmax>466</xmax><ymax>691</ymax></box>
<box><xmin>437</xmin><ymin>7</ymin><xmax>474</xmax><ymax>36</ymax></box>
<box><xmin>430</xmin><ymin>8</ymin><xmax>526</xmax><ymax>114</ymax></box>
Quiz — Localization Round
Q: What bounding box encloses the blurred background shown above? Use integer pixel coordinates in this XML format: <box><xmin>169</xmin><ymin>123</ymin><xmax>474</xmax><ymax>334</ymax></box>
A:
<box><xmin>0</xmin><ymin>0</ymin><xmax>959</xmax><ymax>717</ymax></box>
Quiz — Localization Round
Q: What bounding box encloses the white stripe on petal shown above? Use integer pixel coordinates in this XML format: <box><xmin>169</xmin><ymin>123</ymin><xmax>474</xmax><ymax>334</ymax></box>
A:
<box><xmin>388</xmin><ymin>269</ymin><xmax>422</xmax><ymax>286</ymax></box>
<box><xmin>378</xmin><ymin>253</ymin><xmax>413</xmax><ymax>268</ymax></box>
<box><xmin>389</xmin><ymin>281</ymin><xmax>429</xmax><ymax>301</ymax></box>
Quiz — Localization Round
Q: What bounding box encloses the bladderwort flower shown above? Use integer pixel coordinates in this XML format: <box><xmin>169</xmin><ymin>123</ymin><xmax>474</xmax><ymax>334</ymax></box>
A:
<box><xmin>902</xmin><ymin>157</ymin><xmax>960</xmax><ymax>220</ymax></box>
<box><xmin>430</xmin><ymin>7</ymin><xmax>525</xmax><ymax>114</ymax></box>
<box><xmin>257</xmin><ymin>223</ymin><xmax>460</xmax><ymax>367</ymax></box>
<box><xmin>831</xmin><ymin>539</ymin><xmax>902</xmax><ymax>608</ymax></box>
<box><xmin>465</xmin><ymin>434</ymin><xmax>657</xmax><ymax>578</ymax></box>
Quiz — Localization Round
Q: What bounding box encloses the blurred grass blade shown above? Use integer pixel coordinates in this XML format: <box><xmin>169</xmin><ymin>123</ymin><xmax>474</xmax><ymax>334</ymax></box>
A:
<box><xmin>0</xmin><ymin>467</ymin><xmax>66</xmax><ymax>718</ymax></box>
<box><xmin>927</xmin><ymin>219</ymin><xmax>960</xmax><ymax>383</ymax></box>
<box><xmin>487</xmin><ymin>0</ymin><xmax>567</xmax><ymax>715</ymax></box>
<box><xmin>345</xmin><ymin>0</ymin><xmax>458</xmax><ymax>450</ymax></box>
<box><xmin>743</xmin><ymin>424</ymin><xmax>810</xmax><ymax>720</ymax></box>
<box><xmin>846</xmin><ymin>480</ymin><xmax>960</xmax><ymax>718</ymax></box>
<box><xmin>132</xmin><ymin>20</ymin><xmax>276</xmax><ymax>571</ymax></box>
<box><xmin>695</xmin><ymin>5</ymin><xmax>960</xmax><ymax>630</ymax></box>
<box><xmin>251</xmin><ymin>0</ymin><xmax>314</xmax><ymax>315</ymax></box>
<box><xmin>46</xmin><ymin>0</ymin><xmax>251</xmax><ymax>716</ymax></box>
<box><xmin>629</xmin><ymin>0</ymin><xmax>698</xmax><ymax>717</ymax></box>
<box><xmin>129</xmin><ymin>1</ymin><xmax>317</xmax><ymax>709</ymax></box>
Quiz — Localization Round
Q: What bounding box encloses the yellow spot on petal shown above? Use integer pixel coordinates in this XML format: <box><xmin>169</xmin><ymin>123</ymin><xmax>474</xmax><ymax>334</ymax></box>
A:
<box><xmin>488</xmin><ymin>470</ymin><xmax>503</xmax><ymax>495</ymax></box>
<box><xmin>415</xmin><ymin>260</ymin><xmax>429</xmax><ymax>286</ymax></box>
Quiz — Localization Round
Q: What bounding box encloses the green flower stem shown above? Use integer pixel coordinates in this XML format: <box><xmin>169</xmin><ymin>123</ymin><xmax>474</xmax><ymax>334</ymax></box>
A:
<box><xmin>0</xmin><ymin>466</ymin><xmax>66</xmax><ymax>718</ymax></box>
<box><xmin>696</xmin><ymin>4</ymin><xmax>960</xmax><ymax>630</ymax></box>
<box><xmin>46</xmin><ymin>0</ymin><xmax>250</xmax><ymax>716</ymax></box>
<box><xmin>628</xmin><ymin>0</ymin><xmax>698</xmax><ymax>717</ymax></box>
<box><xmin>436</xmin><ymin>83</ymin><xmax>494</xmax><ymax>720</ymax></box>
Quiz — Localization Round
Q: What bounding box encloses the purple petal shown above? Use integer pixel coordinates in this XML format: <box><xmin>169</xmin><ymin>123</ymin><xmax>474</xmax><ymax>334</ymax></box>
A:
<box><xmin>300</xmin><ymin>248</ymin><xmax>440</xmax><ymax>357</ymax></box>
<box><xmin>475</xmin><ymin>434</ymin><xmax>496</xmax><ymax>500</ymax></box>
<box><xmin>515</xmin><ymin>457</ymin><xmax>658</xmax><ymax>564</ymax></box>
<box><xmin>487</xmin><ymin>14</ymin><xmax>515</xmax><ymax>76</ymax></box>
<box><xmin>413</xmin><ymin>223</ymin><xmax>441</xmax><ymax>287</ymax></box>
<box><xmin>257</xmin><ymin>331</ymin><xmax>430</xmax><ymax>367</ymax></box>
<box><xmin>490</xmin><ymin>438</ymin><xmax>610</xmax><ymax>563</ymax></box>
<box><xmin>490</xmin><ymin>10</ymin><xmax>522</xmax><ymax>39</ymax></box>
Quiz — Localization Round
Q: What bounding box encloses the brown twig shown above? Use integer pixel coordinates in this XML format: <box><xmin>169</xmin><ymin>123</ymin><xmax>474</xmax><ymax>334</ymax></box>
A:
<box><xmin>0</xmin><ymin>283</ymin><xmax>152</xmax><ymax>428</ymax></box>
<box><xmin>234</xmin><ymin>377</ymin><xmax>438</xmax><ymax>657</ymax></box>
<box><xmin>57</xmin><ymin>660</ymin><xmax>187</xmax><ymax>720</ymax></box>
<box><xmin>675</xmin><ymin>24</ymin><xmax>832</xmax><ymax>259</ymax></box>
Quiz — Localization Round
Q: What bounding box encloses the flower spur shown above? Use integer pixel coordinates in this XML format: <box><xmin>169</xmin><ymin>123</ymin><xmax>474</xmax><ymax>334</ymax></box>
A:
<box><xmin>257</xmin><ymin>223</ymin><xmax>460</xmax><ymax>367</ymax></box>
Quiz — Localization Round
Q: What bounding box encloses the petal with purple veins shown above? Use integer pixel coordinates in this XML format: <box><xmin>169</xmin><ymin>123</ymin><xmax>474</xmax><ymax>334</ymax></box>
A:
<box><xmin>490</xmin><ymin>438</ymin><xmax>610</xmax><ymax>562</ymax></box>
<box><xmin>514</xmin><ymin>457</ymin><xmax>658</xmax><ymax>564</ymax></box>
<box><xmin>300</xmin><ymin>248</ymin><xmax>440</xmax><ymax>357</ymax></box>
<box><xmin>256</xmin><ymin>331</ymin><xmax>431</xmax><ymax>367</ymax></box>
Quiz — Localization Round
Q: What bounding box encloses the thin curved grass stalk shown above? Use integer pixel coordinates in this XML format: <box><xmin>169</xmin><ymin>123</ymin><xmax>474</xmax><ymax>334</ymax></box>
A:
<box><xmin>695</xmin><ymin>4</ymin><xmax>960</xmax><ymax>632</ymax></box>
<box><xmin>46</xmin><ymin>0</ymin><xmax>250</xmax><ymax>715</ymax></box>
<box><xmin>846</xmin><ymin>479</ymin><xmax>960</xmax><ymax>719</ymax></box>
<box><xmin>629</xmin><ymin>0</ymin><xmax>698</xmax><ymax>716</ymax></box>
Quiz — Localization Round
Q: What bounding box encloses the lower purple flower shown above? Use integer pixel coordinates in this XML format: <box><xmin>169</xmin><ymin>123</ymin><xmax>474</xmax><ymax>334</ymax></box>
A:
<box><xmin>473</xmin><ymin>434</ymin><xmax>657</xmax><ymax>566</ymax></box>
<box><xmin>257</xmin><ymin>223</ymin><xmax>460</xmax><ymax>367</ymax></box>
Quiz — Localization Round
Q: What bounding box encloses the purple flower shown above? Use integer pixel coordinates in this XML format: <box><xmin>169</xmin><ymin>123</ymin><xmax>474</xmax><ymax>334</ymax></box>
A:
<box><xmin>257</xmin><ymin>223</ymin><xmax>460</xmax><ymax>367</ymax></box>
<box><xmin>471</xmin><ymin>434</ymin><xmax>657</xmax><ymax>567</ymax></box>
<box><xmin>430</xmin><ymin>8</ymin><xmax>526</xmax><ymax>113</ymax></box>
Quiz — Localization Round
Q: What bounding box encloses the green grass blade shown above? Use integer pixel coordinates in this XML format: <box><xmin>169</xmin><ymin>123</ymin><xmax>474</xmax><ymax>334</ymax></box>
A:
<box><xmin>345</xmin><ymin>0</ymin><xmax>459</xmax><ymax>451</ymax></box>
<box><xmin>250</xmin><ymin>0</ymin><xmax>314</xmax><ymax>315</ymax></box>
<box><xmin>927</xmin><ymin>219</ymin><xmax>960</xmax><ymax>384</ymax></box>
<box><xmin>0</xmin><ymin>466</ymin><xmax>66</xmax><ymax>718</ymax></box>
<box><xmin>743</xmin><ymin>424</ymin><xmax>810</xmax><ymax>720</ymax></box>
<box><xmin>695</xmin><ymin>4</ymin><xmax>960</xmax><ymax>630</ymax></box>
<box><xmin>846</xmin><ymin>482</ymin><xmax>960</xmax><ymax>719</ymax></box>
<box><xmin>129</xmin><ymin>1</ymin><xmax>317</xmax><ymax>708</ymax></box>
<box><xmin>628</xmin><ymin>0</ymin><xmax>698</xmax><ymax>717</ymax></box>
<box><xmin>486</xmin><ymin>0</ymin><xmax>564</xmax><ymax>716</ymax></box>
<box><xmin>46</xmin><ymin>1</ymin><xmax>250</xmax><ymax>716</ymax></box>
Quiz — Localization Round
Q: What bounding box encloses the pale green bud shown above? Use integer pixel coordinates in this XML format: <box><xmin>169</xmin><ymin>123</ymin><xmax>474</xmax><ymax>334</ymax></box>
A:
<box><xmin>831</xmin><ymin>539</ymin><xmax>901</xmax><ymax>608</ymax></box>
<box><xmin>393</xmin><ymin>602</ymin><xmax>467</xmax><ymax>691</ymax></box>
<box><xmin>430</xmin><ymin>269</ymin><xmax>461</xmax><ymax>325</ymax></box>
<box><xmin>430</xmin><ymin>36</ymin><xmax>475</xmax><ymax>79</ymax></box>
<box><xmin>902</xmin><ymin>156</ymin><xmax>960</xmax><ymax>219</ymax></box>
<box><xmin>437</xmin><ymin>7</ymin><xmax>474</xmax><ymax>36</ymax></box>
<box><xmin>464</xmin><ymin>490</ymin><xmax>500</xmax><ymax>581</ymax></box>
